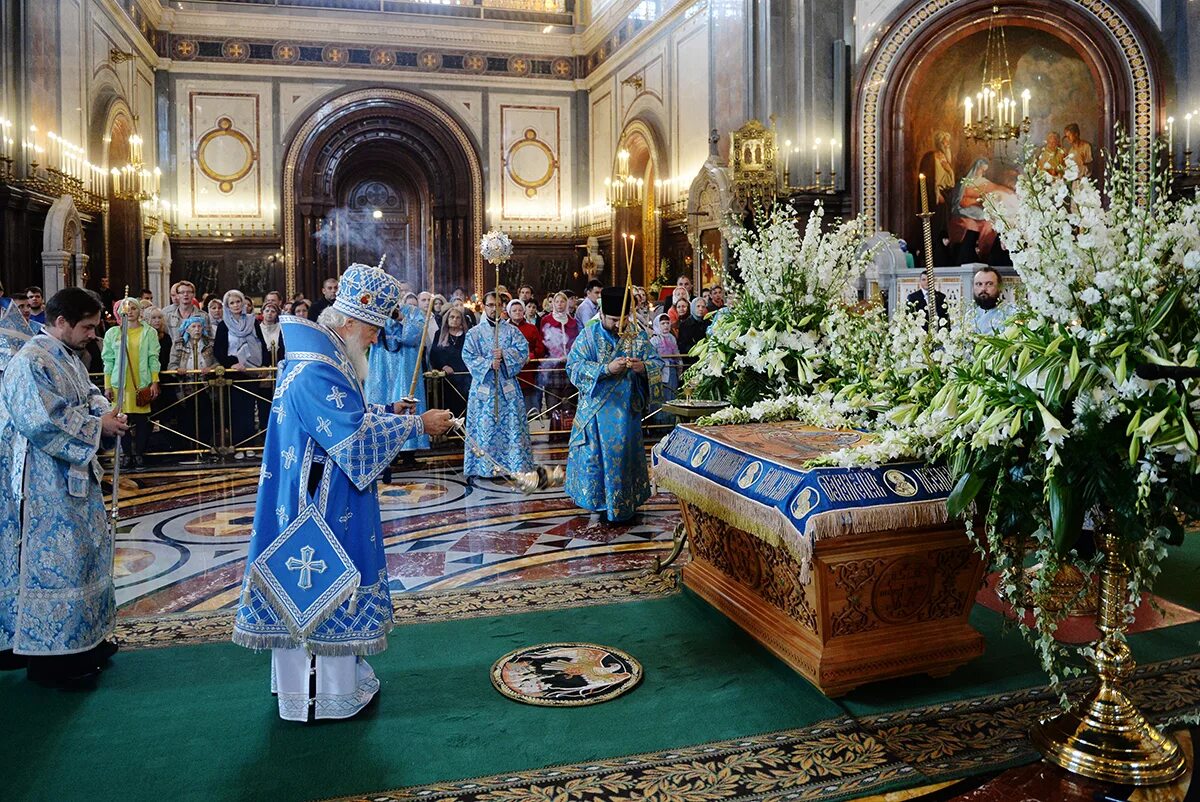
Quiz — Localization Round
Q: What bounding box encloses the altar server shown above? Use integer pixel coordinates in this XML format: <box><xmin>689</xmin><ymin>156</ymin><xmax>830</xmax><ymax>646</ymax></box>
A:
<box><xmin>232</xmin><ymin>263</ymin><xmax>451</xmax><ymax>721</ymax></box>
<box><xmin>461</xmin><ymin>291</ymin><xmax>533</xmax><ymax>479</ymax></box>
<box><xmin>365</xmin><ymin>295</ymin><xmax>430</xmax><ymax>453</ymax></box>
<box><xmin>565</xmin><ymin>287</ymin><xmax>663</xmax><ymax>523</ymax></box>
<box><xmin>0</xmin><ymin>288</ymin><xmax>129</xmax><ymax>683</ymax></box>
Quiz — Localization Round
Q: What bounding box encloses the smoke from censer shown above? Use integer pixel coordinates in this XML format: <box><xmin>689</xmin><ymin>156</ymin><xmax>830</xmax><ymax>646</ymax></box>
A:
<box><xmin>313</xmin><ymin>207</ymin><xmax>422</xmax><ymax>288</ymax></box>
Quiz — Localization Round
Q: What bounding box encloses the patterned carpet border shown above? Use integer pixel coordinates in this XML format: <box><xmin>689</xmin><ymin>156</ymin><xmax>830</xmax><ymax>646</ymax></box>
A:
<box><xmin>315</xmin><ymin>654</ymin><xmax>1200</xmax><ymax>802</ymax></box>
<box><xmin>114</xmin><ymin>569</ymin><xmax>680</xmax><ymax>651</ymax></box>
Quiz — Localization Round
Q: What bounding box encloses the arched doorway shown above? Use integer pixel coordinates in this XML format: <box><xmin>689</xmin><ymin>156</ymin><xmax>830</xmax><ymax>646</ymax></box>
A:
<box><xmin>613</xmin><ymin>119</ymin><xmax>666</xmax><ymax>288</ymax></box>
<box><xmin>855</xmin><ymin>0</ymin><xmax>1162</xmax><ymax>250</ymax></box>
<box><xmin>282</xmin><ymin>89</ymin><xmax>484</xmax><ymax>300</ymax></box>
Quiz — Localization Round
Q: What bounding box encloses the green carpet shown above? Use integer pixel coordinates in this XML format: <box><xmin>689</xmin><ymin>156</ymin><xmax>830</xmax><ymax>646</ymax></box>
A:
<box><xmin>4</xmin><ymin>571</ymin><xmax>1199</xmax><ymax>802</ymax></box>
<box><xmin>1</xmin><ymin>592</ymin><xmax>846</xmax><ymax>802</ymax></box>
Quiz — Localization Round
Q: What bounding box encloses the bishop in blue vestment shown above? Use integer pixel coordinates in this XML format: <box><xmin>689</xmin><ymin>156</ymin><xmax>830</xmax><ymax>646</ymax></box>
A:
<box><xmin>232</xmin><ymin>264</ymin><xmax>451</xmax><ymax>722</ymax></box>
<box><xmin>0</xmin><ymin>288</ymin><xmax>128</xmax><ymax>683</ymax></box>
<box><xmin>565</xmin><ymin>287</ymin><xmax>663</xmax><ymax>523</ymax></box>
<box><xmin>365</xmin><ymin>298</ymin><xmax>430</xmax><ymax>452</ymax></box>
<box><xmin>461</xmin><ymin>292</ymin><xmax>534</xmax><ymax>479</ymax></box>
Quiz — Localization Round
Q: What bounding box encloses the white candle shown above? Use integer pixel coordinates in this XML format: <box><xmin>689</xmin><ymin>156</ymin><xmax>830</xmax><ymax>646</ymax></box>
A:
<box><xmin>1186</xmin><ymin>113</ymin><xmax>1193</xmax><ymax>154</ymax></box>
<box><xmin>1022</xmin><ymin>89</ymin><xmax>1030</xmax><ymax>120</ymax></box>
<box><xmin>830</xmin><ymin>138</ymin><xmax>836</xmax><ymax>174</ymax></box>
<box><xmin>1167</xmin><ymin>117</ymin><xmax>1174</xmax><ymax>165</ymax></box>
<box><xmin>964</xmin><ymin>97</ymin><xmax>972</xmax><ymax>126</ymax></box>
<box><xmin>976</xmin><ymin>93</ymin><xmax>983</xmax><ymax>122</ymax></box>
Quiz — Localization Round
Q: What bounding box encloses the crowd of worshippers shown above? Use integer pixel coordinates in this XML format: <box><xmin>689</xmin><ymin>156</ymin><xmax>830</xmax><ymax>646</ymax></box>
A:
<box><xmin>0</xmin><ymin>273</ymin><xmax>726</xmax><ymax>468</ymax></box>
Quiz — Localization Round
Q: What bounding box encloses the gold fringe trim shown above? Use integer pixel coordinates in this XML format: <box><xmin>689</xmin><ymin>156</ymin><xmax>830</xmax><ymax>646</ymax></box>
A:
<box><xmin>655</xmin><ymin>459</ymin><xmax>952</xmax><ymax>585</ymax></box>
<box><xmin>654</xmin><ymin>460</ymin><xmax>818</xmax><ymax>581</ymax></box>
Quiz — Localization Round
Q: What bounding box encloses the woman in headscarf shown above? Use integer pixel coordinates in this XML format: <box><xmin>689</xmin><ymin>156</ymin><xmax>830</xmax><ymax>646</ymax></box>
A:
<box><xmin>214</xmin><ymin>289</ymin><xmax>267</xmax><ymax>459</ymax></box>
<box><xmin>538</xmin><ymin>291</ymin><xmax>580</xmax><ymax>434</ymax></box>
<box><xmin>650</xmin><ymin>312</ymin><xmax>680</xmax><ymax>426</ymax></box>
<box><xmin>508</xmin><ymin>298</ymin><xmax>547</xmax><ymax>415</ymax></box>
<box><xmin>168</xmin><ymin>314</ymin><xmax>217</xmax><ymax>451</ymax></box>
<box><xmin>101</xmin><ymin>298</ymin><xmax>161</xmax><ymax>469</ymax></box>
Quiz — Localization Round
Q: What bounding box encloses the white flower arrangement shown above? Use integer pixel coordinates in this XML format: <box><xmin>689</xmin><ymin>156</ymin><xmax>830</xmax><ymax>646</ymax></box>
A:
<box><xmin>682</xmin><ymin>201</ymin><xmax>874</xmax><ymax>406</ymax></box>
<box><xmin>479</xmin><ymin>230</ymin><xmax>514</xmax><ymax>265</ymax></box>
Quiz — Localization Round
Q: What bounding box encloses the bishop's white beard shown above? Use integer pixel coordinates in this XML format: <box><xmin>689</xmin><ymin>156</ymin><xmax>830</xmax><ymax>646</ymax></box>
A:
<box><xmin>343</xmin><ymin>328</ymin><xmax>372</xmax><ymax>382</ymax></box>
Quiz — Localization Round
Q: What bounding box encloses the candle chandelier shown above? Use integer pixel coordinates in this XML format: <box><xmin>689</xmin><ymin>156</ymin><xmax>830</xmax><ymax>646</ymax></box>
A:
<box><xmin>110</xmin><ymin>131</ymin><xmax>160</xmax><ymax>201</ymax></box>
<box><xmin>605</xmin><ymin>149</ymin><xmax>643</xmax><ymax>209</ymax></box>
<box><xmin>963</xmin><ymin>6</ymin><xmax>1031</xmax><ymax>145</ymax></box>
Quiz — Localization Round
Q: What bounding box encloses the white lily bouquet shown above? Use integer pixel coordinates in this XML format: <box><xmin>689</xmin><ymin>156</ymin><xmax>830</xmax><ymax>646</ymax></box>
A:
<box><xmin>683</xmin><ymin>201</ymin><xmax>874</xmax><ymax>406</ymax></box>
<box><xmin>480</xmin><ymin>230</ymin><xmax>514</xmax><ymax>265</ymax></box>
<box><xmin>938</xmin><ymin>133</ymin><xmax>1200</xmax><ymax>686</ymax></box>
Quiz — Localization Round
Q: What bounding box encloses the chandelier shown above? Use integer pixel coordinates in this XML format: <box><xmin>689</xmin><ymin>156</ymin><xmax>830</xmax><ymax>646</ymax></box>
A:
<box><xmin>963</xmin><ymin>6</ymin><xmax>1031</xmax><ymax>145</ymax></box>
<box><xmin>605</xmin><ymin>149</ymin><xmax>643</xmax><ymax>209</ymax></box>
<box><xmin>110</xmin><ymin>132</ymin><xmax>160</xmax><ymax>201</ymax></box>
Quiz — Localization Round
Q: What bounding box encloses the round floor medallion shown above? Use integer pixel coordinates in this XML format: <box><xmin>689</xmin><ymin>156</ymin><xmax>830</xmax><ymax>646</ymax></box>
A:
<box><xmin>491</xmin><ymin>642</ymin><xmax>642</xmax><ymax>706</ymax></box>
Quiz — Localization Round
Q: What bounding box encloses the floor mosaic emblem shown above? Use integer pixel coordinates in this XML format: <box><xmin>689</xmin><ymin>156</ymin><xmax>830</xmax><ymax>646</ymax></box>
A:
<box><xmin>491</xmin><ymin>642</ymin><xmax>643</xmax><ymax>707</ymax></box>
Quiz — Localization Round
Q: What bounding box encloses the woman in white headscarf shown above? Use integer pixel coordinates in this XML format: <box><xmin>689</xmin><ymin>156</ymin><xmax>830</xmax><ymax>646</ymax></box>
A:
<box><xmin>214</xmin><ymin>289</ymin><xmax>267</xmax><ymax>459</ymax></box>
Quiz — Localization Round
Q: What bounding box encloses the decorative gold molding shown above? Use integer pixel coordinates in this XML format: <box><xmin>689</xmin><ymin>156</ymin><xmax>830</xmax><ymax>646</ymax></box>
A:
<box><xmin>281</xmin><ymin>88</ymin><xmax>485</xmax><ymax>300</ymax></box>
<box><xmin>856</xmin><ymin>0</ymin><xmax>1156</xmax><ymax>231</ymax></box>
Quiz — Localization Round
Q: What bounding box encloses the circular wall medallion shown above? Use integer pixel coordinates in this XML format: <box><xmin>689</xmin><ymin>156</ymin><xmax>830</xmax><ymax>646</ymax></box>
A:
<box><xmin>174</xmin><ymin>38</ymin><xmax>197</xmax><ymax>59</ymax></box>
<box><xmin>322</xmin><ymin>45</ymin><xmax>347</xmax><ymax>64</ymax></box>
<box><xmin>551</xmin><ymin>57</ymin><xmax>573</xmax><ymax>79</ymax></box>
<box><xmin>273</xmin><ymin>43</ymin><xmax>300</xmax><ymax>63</ymax></box>
<box><xmin>418</xmin><ymin>51</ymin><xmax>442</xmax><ymax>71</ymax></box>
<box><xmin>371</xmin><ymin>48</ymin><xmax>396</xmax><ymax>68</ymax></box>
<box><xmin>222</xmin><ymin>40</ymin><xmax>249</xmax><ymax>61</ymax></box>
<box><xmin>196</xmin><ymin>116</ymin><xmax>256</xmax><ymax>194</ymax></box>
<box><xmin>508</xmin><ymin>56</ymin><xmax>531</xmax><ymax>76</ymax></box>
<box><xmin>505</xmin><ymin>128</ymin><xmax>557</xmax><ymax>198</ymax></box>
<box><xmin>463</xmin><ymin>53</ymin><xmax>487</xmax><ymax>74</ymax></box>
<box><xmin>492</xmin><ymin>643</ymin><xmax>642</xmax><ymax>706</ymax></box>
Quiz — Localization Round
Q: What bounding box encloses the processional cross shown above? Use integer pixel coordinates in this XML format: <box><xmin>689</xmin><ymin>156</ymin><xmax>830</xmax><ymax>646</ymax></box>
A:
<box><xmin>286</xmin><ymin>545</ymin><xmax>328</xmax><ymax>590</ymax></box>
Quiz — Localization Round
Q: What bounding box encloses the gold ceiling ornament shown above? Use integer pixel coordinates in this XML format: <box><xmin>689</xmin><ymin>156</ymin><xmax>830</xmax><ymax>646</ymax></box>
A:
<box><xmin>962</xmin><ymin>6</ymin><xmax>1031</xmax><ymax>146</ymax></box>
<box><xmin>730</xmin><ymin>119</ymin><xmax>777</xmax><ymax>204</ymax></box>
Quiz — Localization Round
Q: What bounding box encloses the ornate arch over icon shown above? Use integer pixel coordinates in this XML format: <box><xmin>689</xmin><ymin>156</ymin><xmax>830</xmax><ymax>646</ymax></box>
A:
<box><xmin>505</xmin><ymin>128</ymin><xmax>558</xmax><ymax>199</ymax></box>
<box><xmin>854</xmin><ymin>0</ymin><xmax>1160</xmax><ymax>233</ymax></box>
<box><xmin>196</xmin><ymin>116</ymin><xmax>257</xmax><ymax>194</ymax></box>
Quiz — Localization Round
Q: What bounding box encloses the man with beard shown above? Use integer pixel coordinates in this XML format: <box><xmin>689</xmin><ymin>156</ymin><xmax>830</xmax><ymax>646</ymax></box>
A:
<box><xmin>970</xmin><ymin>267</ymin><xmax>1010</xmax><ymax>335</ymax></box>
<box><xmin>0</xmin><ymin>288</ymin><xmax>129</xmax><ymax>682</ymax></box>
<box><xmin>233</xmin><ymin>263</ymin><xmax>452</xmax><ymax>722</ymax></box>
<box><xmin>565</xmin><ymin>287</ymin><xmax>663</xmax><ymax>524</ymax></box>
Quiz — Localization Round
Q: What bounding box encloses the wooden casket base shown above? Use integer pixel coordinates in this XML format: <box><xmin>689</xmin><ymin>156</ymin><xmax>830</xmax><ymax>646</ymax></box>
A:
<box><xmin>679</xmin><ymin>501</ymin><xmax>985</xmax><ymax>697</ymax></box>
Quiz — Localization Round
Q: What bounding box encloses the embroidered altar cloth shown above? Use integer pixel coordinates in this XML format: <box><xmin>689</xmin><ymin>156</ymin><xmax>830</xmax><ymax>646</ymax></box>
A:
<box><xmin>652</xmin><ymin>422</ymin><xmax>954</xmax><ymax>583</ymax></box>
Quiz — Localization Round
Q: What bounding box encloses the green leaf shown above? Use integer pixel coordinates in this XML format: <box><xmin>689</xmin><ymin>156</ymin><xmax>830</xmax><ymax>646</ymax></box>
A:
<box><xmin>1126</xmin><ymin>408</ymin><xmax>1143</xmax><ymax>437</ymax></box>
<box><xmin>1182</xmin><ymin>409</ymin><xmax>1199</xmax><ymax>451</ymax></box>
<box><xmin>1048</xmin><ymin>475</ymin><xmax>1083</xmax><ymax>555</ymax></box>
<box><xmin>947</xmin><ymin>471</ymin><xmax>986</xmax><ymax>519</ymax></box>
<box><xmin>1145</xmin><ymin>283</ymin><xmax>1184</xmax><ymax>331</ymax></box>
<box><xmin>1068</xmin><ymin>347</ymin><xmax>1081</xmax><ymax>384</ymax></box>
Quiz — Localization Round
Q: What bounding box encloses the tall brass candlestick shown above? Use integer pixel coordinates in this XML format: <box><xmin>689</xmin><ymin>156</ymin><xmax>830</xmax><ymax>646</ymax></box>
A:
<box><xmin>917</xmin><ymin>172</ymin><xmax>936</xmax><ymax>349</ymax></box>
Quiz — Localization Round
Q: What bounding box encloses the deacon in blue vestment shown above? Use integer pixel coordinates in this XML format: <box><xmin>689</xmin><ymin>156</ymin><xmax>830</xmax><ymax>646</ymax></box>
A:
<box><xmin>0</xmin><ymin>288</ymin><xmax>129</xmax><ymax>683</ymax></box>
<box><xmin>461</xmin><ymin>292</ymin><xmax>534</xmax><ymax>479</ymax></box>
<box><xmin>0</xmin><ymin>297</ymin><xmax>34</xmax><ymax>376</ymax></box>
<box><xmin>232</xmin><ymin>263</ymin><xmax>451</xmax><ymax>722</ymax></box>
<box><xmin>565</xmin><ymin>287</ymin><xmax>663</xmax><ymax>523</ymax></box>
<box><xmin>365</xmin><ymin>298</ymin><xmax>430</xmax><ymax>452</ymax></box>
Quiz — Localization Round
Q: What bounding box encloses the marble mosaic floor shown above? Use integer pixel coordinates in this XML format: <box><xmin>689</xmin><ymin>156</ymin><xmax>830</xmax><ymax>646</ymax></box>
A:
<box><xmin>108</xmin><ymin>461</ymin><xmax>679</xmax><ymax>617</ymax></box>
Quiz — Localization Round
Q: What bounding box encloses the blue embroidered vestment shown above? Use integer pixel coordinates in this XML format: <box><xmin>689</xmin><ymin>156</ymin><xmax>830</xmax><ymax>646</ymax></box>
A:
<box><xmin>0</xmin><ymin>334</ymin><xmax>116</xmax><ymax>655</ymax></box>
<box><xmin>365</xmin><ymin>309</ymin><xmax>430</xmax><ymax>451</ymax></box>
<box><xmin>232</xmin><ymin>316</ymin><xmax>423</xmax><ymax>655</ymax></box>
<box><xmin>565</xmin><ymin>324</ymin><xmax>663</xmax><ymax>521</ymax></box>
<box><xmin>461</xmin><ymin>319</ymin><xmax>533</xmax><ymax>478</ymax></box>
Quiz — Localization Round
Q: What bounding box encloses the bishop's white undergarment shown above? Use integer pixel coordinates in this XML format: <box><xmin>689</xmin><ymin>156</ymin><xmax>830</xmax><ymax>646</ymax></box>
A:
<box><xmin>270</xmin><ymin>647</ymin><xmax>379</xmax><ymax>722</ymax></box>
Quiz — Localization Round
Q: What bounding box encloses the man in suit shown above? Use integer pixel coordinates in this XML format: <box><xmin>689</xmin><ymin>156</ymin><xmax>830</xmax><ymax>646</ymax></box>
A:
<box><xmin>906</xmin><ymin>273</ymin><xmax>949</xmax><ymax>330</ymax></box>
